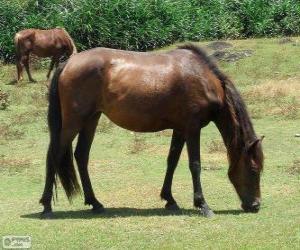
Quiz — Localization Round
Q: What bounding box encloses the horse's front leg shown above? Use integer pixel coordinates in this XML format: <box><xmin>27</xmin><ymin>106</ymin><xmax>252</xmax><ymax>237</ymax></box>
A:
<box><xmin>186</xmin><ymin>129</ymin><xmax>214</xmax><ymax>217</ymax></box>
<box><xmin>160</xmin><ymin>130</ymin><xmax>185</xmax><ymax>210</ymax></box>
<box><xmin>22</xmin><ymin>54</ymin><xmax>36</xmax><ymax>82</ymax></box>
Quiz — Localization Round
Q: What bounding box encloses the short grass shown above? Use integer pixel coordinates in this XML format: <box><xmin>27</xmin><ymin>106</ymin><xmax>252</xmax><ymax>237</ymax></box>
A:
<box><xmin>0</xmin><ymin>38</ymin><xmax>299</xmax><ymax>249</ymax></box>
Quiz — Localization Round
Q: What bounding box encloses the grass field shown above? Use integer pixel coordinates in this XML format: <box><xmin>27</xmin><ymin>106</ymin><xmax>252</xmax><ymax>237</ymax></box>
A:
<box><xmin>0</xmin><ymin>38</ymin><xmax>300</xmax><ymax>249</ymax></box>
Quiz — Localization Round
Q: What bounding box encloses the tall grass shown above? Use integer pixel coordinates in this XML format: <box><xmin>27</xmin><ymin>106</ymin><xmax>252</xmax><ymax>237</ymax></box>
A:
<box><xmin>1</xmin><ymin>0</ymin><xmax>300</xmax><ymax>61</ymax></box>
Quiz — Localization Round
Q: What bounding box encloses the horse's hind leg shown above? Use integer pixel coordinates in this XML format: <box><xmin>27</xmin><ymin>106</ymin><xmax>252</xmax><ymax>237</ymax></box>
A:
<box><xmin>74</xmin><ymin>112</ymin><xmax>104</xmax><ymax>213</ymax></box>
<box><xmin>186</xmin><ymin>129</ymin><xmax>214</xmax><ymax>217</ymax></box>
<box><xmin>160</xmin><ymin>130</ymin><xmax>184</xmax><ymax>210</ymax></box>
<box><xmin>39</xmin><ymin>143</ymin><xmax>56</xmax><ymax>218</ymax></box>
<box><xmin>22</xmin><ymin>54</ymin><xmax>36</xmax><ymax>82</ymax></box>
<box><xmin>46</xmin><ymin>57</ymin><xmax>56</xmax><ymax>79</ymax></box>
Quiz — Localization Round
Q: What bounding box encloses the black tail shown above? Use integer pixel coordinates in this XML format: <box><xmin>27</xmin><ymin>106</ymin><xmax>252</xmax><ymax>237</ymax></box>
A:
<box><xmin>47</xmin><ymin>63</ymin><xmax>81</xmax><ymax>201</ymax></box>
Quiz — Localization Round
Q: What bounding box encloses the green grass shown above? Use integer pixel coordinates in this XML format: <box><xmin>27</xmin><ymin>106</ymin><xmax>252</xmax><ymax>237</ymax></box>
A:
<box><xmin>0</xmin><ymin>38</ymin><xmax>300</xmax><ymax>249</ymax></box>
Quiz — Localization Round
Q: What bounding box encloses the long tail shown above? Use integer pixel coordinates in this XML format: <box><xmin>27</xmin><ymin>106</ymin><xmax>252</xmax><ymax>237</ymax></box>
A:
<box><xmin>47</xmin><ymin>63</ymin><xmax>80</xmax><ymax>201</ymax></box>
<box><xmin>60</xmin><ymin>28</ymin><xmax>77</xmax><ymax>55</ymax></box>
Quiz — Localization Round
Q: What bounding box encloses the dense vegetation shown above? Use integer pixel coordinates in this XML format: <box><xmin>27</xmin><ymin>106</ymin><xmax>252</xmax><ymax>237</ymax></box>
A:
<box><xmin>1</xmin><ymin>0</ymin><xmax>300</xmax><ymax>61</ymax></box>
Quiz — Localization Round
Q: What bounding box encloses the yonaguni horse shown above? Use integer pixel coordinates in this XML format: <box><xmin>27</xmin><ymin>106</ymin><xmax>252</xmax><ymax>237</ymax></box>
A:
<box><xmin>14</xmin><ymin>28</ymin><xmax>77</xmax><ymax>82</ymax></box>
<box><xmin>40</xmin><ymin>44</ymin><xmax>264</xmax><ymax>218</ymax></box>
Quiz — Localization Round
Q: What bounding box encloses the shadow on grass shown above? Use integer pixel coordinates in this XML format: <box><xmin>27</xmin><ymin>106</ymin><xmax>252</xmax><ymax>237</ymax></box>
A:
<box><xmin>21</xmin><ymin>207</ymin><xmax>244</xmax><ymax>220</ymax></box>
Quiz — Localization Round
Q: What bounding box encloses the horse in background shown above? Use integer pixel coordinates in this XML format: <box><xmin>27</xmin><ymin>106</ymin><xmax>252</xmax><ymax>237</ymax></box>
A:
<box><xmin>14</xmin><ymin>28</ymin><xmax>77</xmax><ymax>83</ymax></box>
<box><xmin>40</xmin><ymin>44</ymin><xmax>264</xmax><ymax>219</ymax></box>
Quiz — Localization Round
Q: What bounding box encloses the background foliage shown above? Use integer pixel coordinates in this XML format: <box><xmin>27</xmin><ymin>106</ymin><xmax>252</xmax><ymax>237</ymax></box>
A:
<box><xmin>1</xmin><ymin>0</ymin><xmax>300</xmax><ymax>61</ymax></box>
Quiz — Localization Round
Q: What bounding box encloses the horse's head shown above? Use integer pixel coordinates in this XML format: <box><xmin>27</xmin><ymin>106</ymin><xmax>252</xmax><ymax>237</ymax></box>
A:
<box><xmin>228</xmin><ymin>136</ymin><xmax>264</xmax><ymax>213</ymax></box>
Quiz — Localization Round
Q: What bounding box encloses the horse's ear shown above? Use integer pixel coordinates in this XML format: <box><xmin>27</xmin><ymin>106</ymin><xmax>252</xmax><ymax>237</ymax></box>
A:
<box><xmin>247</xmin><ymin>135</ymin><xmax>264</xmax><ymax>152</ymax></box>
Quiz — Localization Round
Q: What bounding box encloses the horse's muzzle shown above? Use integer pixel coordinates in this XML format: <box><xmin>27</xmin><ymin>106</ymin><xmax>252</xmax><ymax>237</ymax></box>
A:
<box><xmin>241</xmin><ymin>199</ymin><xmax>261</xmax><ymax>213</ymax></box>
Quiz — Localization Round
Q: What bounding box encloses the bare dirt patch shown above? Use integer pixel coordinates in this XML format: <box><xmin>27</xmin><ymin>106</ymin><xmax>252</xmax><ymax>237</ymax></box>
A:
<box><xmin>212</xmin><ymin>49</ymin><xmax>254</xmax><ymax>62</ymax></box>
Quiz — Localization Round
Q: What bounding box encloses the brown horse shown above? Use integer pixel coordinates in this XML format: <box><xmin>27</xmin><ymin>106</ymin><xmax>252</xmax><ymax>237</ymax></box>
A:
<box><xmin>14</xmin><ymin>28</ymin><xmax>77</xmax><ymax>82</ymax></box>
<box><xmin>40</xmin><ymin>44</ymin><xmax>264</xmax><ymax>219</ymax></box>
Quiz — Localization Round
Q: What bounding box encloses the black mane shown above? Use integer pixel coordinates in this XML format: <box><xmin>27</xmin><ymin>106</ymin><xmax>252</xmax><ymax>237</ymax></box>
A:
<box><xmin>179</xmin><ymin>44</ymin><xmax>261</xmax><ymax>169</ymax></box>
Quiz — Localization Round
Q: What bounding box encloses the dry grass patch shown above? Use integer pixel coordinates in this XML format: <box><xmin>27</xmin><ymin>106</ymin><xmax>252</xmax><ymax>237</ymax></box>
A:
<box><xmin>244</xmin><ymin>78</ymin><xmax>300</xmax><ymax>118</ymax></box>
<box><xmin>245</xmin><ymin>78</ymin><xmax>300</xmax><ymax>100</ymax></box>
<box><xmin>11</xmin><ymin>109</ymin><xmax>45</xmax><ymax>125</ymax></box>
<box><xmin>202</xmin><ymin>160</ymin><xmax>223</xmax><ymax>171</ymax></box>
<box><xmin>128</xmin><ymin>133</ymin><xmax>148</xmax><ymax>154</ymax></box>
<box><xmin>154</xmin><ymin>130</ymin><xmax>173</xmax><ymax>137</ymax></box>
<box><xmin>206</xmin><ymin>139</ymin><xmax>226</xmax><ymax>153</ymax></box>
<box><xmin>0</xmin><ymin>123</ymin><xmax>25</xmax><ymax>141</ymax></box>
<box><xmin>97</xmin><ymin>116</ymin><xmax>114</xmax><ymax>133</ymax></box>
<box><xmin>0</xmin><ymin>155</ymin><xmax>32</xmax><ymax>173</ymax></box>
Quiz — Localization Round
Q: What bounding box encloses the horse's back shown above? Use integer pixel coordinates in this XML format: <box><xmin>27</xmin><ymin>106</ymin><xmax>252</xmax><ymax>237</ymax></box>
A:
<box><xmin>15</xmin><ymin>28</ymin><xmax>73</xmax><ymax>57</ymax></box>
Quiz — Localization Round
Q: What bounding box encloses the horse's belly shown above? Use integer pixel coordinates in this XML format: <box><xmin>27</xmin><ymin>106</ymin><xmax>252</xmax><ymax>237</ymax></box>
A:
<box><xmin>103</xmin><ymin>109</ymin><xmax>169</xmax><ymax>132</ymax></box>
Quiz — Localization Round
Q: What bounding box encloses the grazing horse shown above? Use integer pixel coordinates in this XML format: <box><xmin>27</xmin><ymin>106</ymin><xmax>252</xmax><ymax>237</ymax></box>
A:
<box><xmin>40</xmin><ymin>44</ymin><xmax>264</xmax><ymax>218</ymax></box>
<box><xmin>14</xmin><ymin>28</ymin><xmax>77</xmax><ymax>82</ymax></box>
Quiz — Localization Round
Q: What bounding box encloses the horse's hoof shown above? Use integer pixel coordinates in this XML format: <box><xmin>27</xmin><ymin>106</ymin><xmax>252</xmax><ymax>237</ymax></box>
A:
<box><xmin>92</xmin><ymin>205</ymin><xmax>105</xmax><ymax>214</ymax></box>
<box><xmin>165</xmin><ymin>202</ymin><xmax>180</xmax><ymax>211</ymax></box>
<box><xmin>40</xmin><ymin>211</ymin><xmax>54</xmax><ymax>219</ymax></box>
<box><xmin>29</xmin><ymin>79</ymin><xmax>37</xmax><ymax>83</ymax></box>
<box><xmin>200</xmin><ymin>208</ymin><xmax>214</xmax><ymax>218</ymax></box>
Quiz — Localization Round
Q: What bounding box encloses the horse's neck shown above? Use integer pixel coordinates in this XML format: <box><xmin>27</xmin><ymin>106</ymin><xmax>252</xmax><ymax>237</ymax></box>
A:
<box><xmin>214</xmin><ymin>108</ymin><xmax>244</xmax><ymax>166</ymax></box>
<box><xmin>214</xmin><ymin>110</ymin><xmax>237</xmax><ymax>149</ymax></box>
